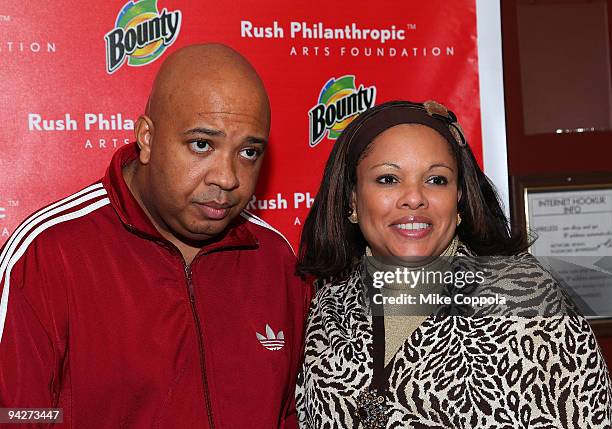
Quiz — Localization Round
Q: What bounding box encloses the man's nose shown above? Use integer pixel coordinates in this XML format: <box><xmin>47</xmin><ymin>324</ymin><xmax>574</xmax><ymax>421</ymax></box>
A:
<box><xmin>204</xmin><ymin>153</ymin><xmax>240</xmax><ymax>191</ymax></box>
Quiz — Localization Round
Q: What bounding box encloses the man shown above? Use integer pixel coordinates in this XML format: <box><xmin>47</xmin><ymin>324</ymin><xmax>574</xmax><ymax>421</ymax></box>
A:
<box><xmin>0</xmin><ymin>44</ymin><xmax>311</xmax><ymax>428</ymax></box>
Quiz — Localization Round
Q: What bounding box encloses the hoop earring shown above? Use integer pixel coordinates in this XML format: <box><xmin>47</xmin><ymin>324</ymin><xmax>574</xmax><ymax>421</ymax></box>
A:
<box><xmin>348</xmin><ymin>209</ymin><xmax>358</xmax><ymax>224</ymax></box>
<box><xmin>456</xmin><ymin>213</ymin><xmax>462</xmax><ymax>226</ymax></box>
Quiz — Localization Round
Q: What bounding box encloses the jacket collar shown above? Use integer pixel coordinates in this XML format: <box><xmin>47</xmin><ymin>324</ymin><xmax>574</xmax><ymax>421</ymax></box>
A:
<box><xmin>102</xmin><ymin>143</ymin><xmax>258</xmax><ymax>252</ymax></box>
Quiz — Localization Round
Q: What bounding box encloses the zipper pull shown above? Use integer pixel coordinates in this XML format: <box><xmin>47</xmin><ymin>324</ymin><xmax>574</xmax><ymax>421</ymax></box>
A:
<box><xmin>184</xmin><ymin>265</ymin><xmax>195</xmax><ymax>303</ymax></box>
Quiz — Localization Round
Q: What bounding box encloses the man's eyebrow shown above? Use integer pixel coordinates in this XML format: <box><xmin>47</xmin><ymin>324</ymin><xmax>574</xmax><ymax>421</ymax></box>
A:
<box><xmin>183</xmin><ymin>127</ymin><xmax>225</xmax><ymax>137</ymax></box>
<box><xmin>183</xmin><ymin>128</ymin><xmax>267</xmax><ymax>146</ymax></box>
<box><xmin>245</xmin><ymin>136</ymin><xmax>268</xmax><ymax>146</ymax></box>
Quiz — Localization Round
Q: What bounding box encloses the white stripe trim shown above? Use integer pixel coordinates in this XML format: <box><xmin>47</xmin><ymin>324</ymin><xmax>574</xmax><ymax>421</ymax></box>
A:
<box><xmin>0</xmin><ymin>196</ymin><xmax>110</xmax><ymax>343</ymax></box>
<box><xmin>240</xmin><ymin>210</ymin><xmax>295</xmax><ymax>255</ymax></box>
<box><xmin>0</xmin><ymin>183</ymin><xmax>104</xmax><ymax>268</ymax></box>
<box><xmin>1</xmin><ymin>188</ymin><xmax>107</xmax><ymax>273</ymax></box>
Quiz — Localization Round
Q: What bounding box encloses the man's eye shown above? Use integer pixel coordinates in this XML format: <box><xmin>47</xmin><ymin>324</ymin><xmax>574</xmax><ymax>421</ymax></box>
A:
<box><xmin>240</xmin><ymin>148</ymin><xmax>261</xmax><ymax>161</ymax></box>
<box><xmin>376</xmin><ymin>175</ymin><xmax>398</xmax><ymax>185</ymax></box>
<box><xmin>427</xmin><ymin>176</ymin><xmax>448</xmax><ymax>185</ymax></box>
<box><xmin>189</xmin><ymin>140</ymin><xmax>212</xmax><ymax>154</ymax></box>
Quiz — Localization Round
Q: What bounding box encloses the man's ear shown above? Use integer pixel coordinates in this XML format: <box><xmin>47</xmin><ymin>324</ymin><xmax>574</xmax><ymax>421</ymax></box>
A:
<box><xmin>135</xmin><ymin>115</ymin><xmax>154</xmax><ymax>165</ymax></box>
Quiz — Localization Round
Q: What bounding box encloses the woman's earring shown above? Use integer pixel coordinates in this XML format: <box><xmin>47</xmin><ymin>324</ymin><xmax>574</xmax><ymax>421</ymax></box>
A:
<box><xmin>456</xmin><ymin>213</ymin><xmax>462</xmax><ymax>226</ymax></box>
<box><xmin>348</xmin><ymin>209</ymin><xmax>358</xmax><ymax>224</ymax></box>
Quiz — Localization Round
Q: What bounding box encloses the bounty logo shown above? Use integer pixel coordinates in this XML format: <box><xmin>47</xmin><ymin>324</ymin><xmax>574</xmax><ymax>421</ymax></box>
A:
<box><xmin>105</xmin><ymin>0</ymin><xmax>181</xmax><ymax>74</ymax></box>
<box><xmin>308</xmin><ymin>75</ymin><xmax>376</xmax><ymax>147</ymax></box>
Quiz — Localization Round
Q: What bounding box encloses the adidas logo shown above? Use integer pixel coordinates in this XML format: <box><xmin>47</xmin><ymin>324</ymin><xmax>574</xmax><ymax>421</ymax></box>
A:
<box><xmin>256</xmin><ymin>324</ymin><xmax>285</xmax><ymax>351</ymax></box>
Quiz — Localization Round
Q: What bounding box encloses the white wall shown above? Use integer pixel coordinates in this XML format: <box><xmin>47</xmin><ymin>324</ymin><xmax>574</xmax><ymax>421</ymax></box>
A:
<box><xmin>476</xmin><ymin>0</ymin><xmax>510</xmax><ymax>218</ymax></box>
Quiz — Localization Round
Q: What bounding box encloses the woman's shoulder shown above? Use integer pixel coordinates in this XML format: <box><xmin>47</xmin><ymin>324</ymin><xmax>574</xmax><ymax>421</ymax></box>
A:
<box><xmin>453</xmin><ymin>244</ymin><xmax>580</xmax><ymax>318</ymax></box>
<box><xmin>457</xmin><ymin>242</ymin><xmax>558</xmax><ymax>281</ymax></box>
<box><xmin>310</xmin><ymin>265</ymin><xmax>365</xmax><ymax>310</ymax></box>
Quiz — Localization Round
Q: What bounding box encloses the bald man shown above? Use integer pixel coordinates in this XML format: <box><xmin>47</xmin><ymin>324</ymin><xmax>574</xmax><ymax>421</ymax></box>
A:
<box><xmin>0</xmin><ymin>44</ymin><xmax>311</xmax><ymax>428</ymax></box>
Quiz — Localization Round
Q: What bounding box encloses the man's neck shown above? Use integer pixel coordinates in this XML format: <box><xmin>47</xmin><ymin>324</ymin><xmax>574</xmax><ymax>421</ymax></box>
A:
<box><xmin>122</xmin><ymin>160</ymin><xmax>200</xmax><ymax>265</ymax></box>
<box><xmin>171</xmin><ymin>242</ymin><xmax>200</xmax><ymax>266</ymax></box>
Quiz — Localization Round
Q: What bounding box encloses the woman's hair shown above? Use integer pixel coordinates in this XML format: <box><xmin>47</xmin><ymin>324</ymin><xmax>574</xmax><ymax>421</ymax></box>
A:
<box><xmin>297</xmin><ymin>100</ymin><xmax>530</xmax><ymax>279</ymax></box>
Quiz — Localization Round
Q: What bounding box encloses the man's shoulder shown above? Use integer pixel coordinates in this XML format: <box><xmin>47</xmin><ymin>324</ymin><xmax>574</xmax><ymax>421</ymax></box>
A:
<box><xmin>239</xmin><ymin>210</ymin><xmax>295</xmax><ymax>258</ymax></box>
<box><xmin>235</xmin><ymin>210</ymin><xmax>311</xmax><ymax>302</ymax></box>
<box><xmin>1</xmin><ymin>182</ymin><xmax>112</xmax><ymax>259</ymax></box>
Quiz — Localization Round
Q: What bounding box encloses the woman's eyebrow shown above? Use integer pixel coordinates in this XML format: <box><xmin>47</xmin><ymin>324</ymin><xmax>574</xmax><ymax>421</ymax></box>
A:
<box><xmin>428</xmin><ymin>163</ymin><xmax>455</xmax><ymax>172</ymax></box>
<box><xmin>369</xmin><ymin>162</ymin><xmax>400</xmax><ymax>170</ymax></box>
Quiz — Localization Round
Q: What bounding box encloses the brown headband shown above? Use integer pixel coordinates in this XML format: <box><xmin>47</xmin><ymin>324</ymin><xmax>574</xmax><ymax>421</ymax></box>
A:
<box><xmin>346</xmin><ymin>101</ymin><xmax>466</xmax><ymax>172</ymax></box>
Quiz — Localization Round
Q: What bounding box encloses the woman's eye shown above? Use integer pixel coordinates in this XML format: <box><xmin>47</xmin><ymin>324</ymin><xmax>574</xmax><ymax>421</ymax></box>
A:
<box><xmin>427</xmin><ymin>176</ymin><xmax>448</xmax><ymax>185</ymax></box>
<box><xmin>240</xmin><ymin>147</ymin><xmax>261</xmax><ymax>161</ymax></box>
<box><xmin>376</xmin><ymin>175</ymin><xmax>398</xmax><ymax>185</ymax></box>
<box><xmin>189</xmin><ymin>140</ymin><xmax>212</xmax><ymax>154</ymax></box>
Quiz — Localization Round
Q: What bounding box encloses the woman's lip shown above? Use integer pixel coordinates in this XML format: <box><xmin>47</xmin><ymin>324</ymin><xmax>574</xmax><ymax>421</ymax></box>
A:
<box><xmin>391</xmin><ymin>215</ymin><xmax>433</xmax><ymax>225</ymax></box>
<box><xmin>390</xmin><ymin>216</ymin><xmax>433</xmax><ymax>239</ymax></box>
<box><xmin>391</xmin><ymin>223</ymin><xmax>433</xmax><ymax>239</ymax></box>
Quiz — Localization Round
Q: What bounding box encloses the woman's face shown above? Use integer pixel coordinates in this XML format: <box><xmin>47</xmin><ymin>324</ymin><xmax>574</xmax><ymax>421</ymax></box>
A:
<box><xmin>353</xmin><ymin>123</ymin><xmax>460</xmax><ymax>261</ymax></box>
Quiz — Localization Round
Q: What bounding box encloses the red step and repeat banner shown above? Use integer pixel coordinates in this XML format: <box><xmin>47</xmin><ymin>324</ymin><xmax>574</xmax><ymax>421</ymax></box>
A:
<box><xmin>0</xmin><ymin>0</ymin><xmax>481</xmax><ymax>250</ymax></box>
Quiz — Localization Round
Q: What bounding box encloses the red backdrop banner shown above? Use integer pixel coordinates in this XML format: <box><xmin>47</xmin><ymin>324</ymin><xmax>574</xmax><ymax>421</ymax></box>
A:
<box><xmin>0</xmin><ymin>0</ymin><xmax>481</xmax><ymax>250</ymax></box>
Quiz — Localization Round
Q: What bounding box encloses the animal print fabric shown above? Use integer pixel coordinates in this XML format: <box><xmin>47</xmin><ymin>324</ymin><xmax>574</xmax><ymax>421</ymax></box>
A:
<box><xmin>296</xmin><ymin>247</ymin><xmax>612</xmax><ymax>428</ymax></box>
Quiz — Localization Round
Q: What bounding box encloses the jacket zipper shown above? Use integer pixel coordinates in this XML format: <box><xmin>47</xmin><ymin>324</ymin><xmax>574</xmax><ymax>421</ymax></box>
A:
<box><xmin>184</xmin><ymin>264</ymin><xmax>216</xmax><ymax>428</ymax></box>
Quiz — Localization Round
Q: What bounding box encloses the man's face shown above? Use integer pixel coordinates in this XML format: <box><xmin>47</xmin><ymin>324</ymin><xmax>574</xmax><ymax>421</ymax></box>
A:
<box><xmin>141</xmin><ymin>82</ymin><xmax>269</xmax><ymax>243</ymax></box>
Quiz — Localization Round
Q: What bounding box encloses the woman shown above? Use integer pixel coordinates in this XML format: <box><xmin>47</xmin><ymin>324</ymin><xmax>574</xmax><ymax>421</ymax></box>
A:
<box><xmin>295</xmin><ymin>100</ymin><xmax>612</xmax><ymax>428</ymax></box>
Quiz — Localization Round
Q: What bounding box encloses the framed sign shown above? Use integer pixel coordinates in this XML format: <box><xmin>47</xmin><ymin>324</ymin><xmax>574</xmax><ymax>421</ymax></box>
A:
<box><xmin>511</xmin><ymin>173</ymin><xmax>612</xmax><ymax>335</ymax></box>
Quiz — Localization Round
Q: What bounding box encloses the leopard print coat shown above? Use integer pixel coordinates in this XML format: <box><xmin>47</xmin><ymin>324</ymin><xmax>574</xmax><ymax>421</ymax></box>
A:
<box><xmin>296</xmin><ymin>247</ymin><xmax>612</xmax><ymax>428</ymax></box>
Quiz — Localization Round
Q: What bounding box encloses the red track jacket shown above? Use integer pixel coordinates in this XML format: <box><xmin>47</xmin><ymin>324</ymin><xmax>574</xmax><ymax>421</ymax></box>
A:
<box><xmin>0</xmin><ymin>144</ymin><xmax>311</xmax><ymax>428</ymax></box>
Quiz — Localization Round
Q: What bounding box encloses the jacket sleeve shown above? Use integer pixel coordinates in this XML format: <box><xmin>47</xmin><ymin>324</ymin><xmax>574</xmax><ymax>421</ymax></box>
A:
<box><xmin>280</xmin><ymin>274</ymin><xmax>314</xmax><ymax>429</ymax></box>
<box><xmin>0</xmin><ymin>237</ymin><xmax>68</xmax><ymax>417</ymax></box>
